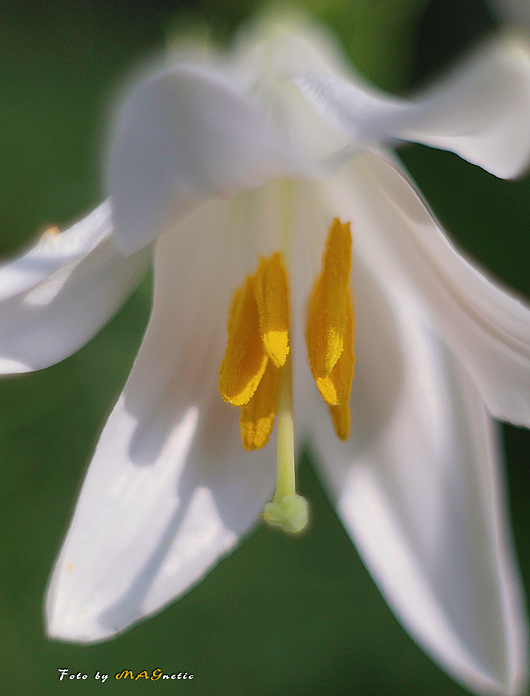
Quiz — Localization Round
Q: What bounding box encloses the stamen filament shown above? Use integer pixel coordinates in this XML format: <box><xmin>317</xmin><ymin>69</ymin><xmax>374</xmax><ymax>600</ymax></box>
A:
<box><xmin>263</xmin><ymin>356</ymin><xmax>309</xmax><ymax>534</ymax></box>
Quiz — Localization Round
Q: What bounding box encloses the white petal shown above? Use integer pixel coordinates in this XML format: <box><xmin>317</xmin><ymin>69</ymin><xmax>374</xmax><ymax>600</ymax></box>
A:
<box><xmin>0</xmin><ymin>201</ymin><xmax>149</xmax><ymax>374</ymax></box>
<box><xmin>308</xmin><ymin>259</ymin><xmax>528</xmax><ymax>695</ymax></box>
<box><xmin>109</xmin><ymin>63</ymin><xmax>304</xmax><ymax>255</ymax></box>
<box><xmin>230</xmin><ymin>15</ymin><xmax>355</xmax><ymax>167</ymax></box>
<box><xmin>493</xmin><ymin>0</ymin><xmax>530</xmax><ymax>29</ymax></box>
<box><xmin>46</xmin><ymin>388</ymin><xmax>274</xmax><ymax>643</ymax></box>
<box><xmin>329</xmin><ymin>151</ymin><xmax>530</xmax><ymax>428</ymax></box>
<box><xmin>398</xmin><ymin>34</ymin><xmax>530</xmax><ymax>179</ymax></box>
<box><xmin>294</xmin><ymin>34</ymin><xmax>530</xmax><ymax>178</ymax></box>
<box><xmin>46</xmin><ymin>195</ymin><xmax>277</xmax><ymax>643</ymax></box>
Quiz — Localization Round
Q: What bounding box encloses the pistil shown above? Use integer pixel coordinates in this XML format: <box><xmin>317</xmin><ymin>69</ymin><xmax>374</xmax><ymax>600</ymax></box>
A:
<box><xmin>263</xmin><ymin>355</ymin><xmax>309</xmax><ymax>533</ymax></box>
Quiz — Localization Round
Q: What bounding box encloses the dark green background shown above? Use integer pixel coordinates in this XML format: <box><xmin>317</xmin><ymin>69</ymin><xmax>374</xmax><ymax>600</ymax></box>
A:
<box><xmin>1</xmin><ymin>1</ymin><xmax>529</xmax><ymax>694</ymax></box>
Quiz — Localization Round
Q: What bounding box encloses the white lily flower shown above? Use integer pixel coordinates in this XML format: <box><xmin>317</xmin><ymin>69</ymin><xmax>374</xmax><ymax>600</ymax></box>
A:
<box><xmin>2</xmin><ymin>14</ymin><xmax>530</xmax><ymax>696</ymax></box>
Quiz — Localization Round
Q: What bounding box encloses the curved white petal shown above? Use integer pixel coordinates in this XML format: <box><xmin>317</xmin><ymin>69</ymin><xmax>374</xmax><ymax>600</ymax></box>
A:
<box><xmin>229</xmin><ymin>15</ymin><xmax>355</xmax><ymax>167</ymax></box>
<box><xmin>328</xmin><ymin>151</ymin><xmax>530</xmax><ymax>428</ymax></box>
<box><xmin>46</xmin><ymin>195</ymin><xmax>277</xmax><ymax>643</ymax></box>
<box><xmin>294</xmin><ymin>34</ymin><xmax>530</xmax><ymax>178</ymax></box>
<box><xmin>109</xmin><ymin>64</ymin><xmax>304</xmax><ymax>255</ymax></box>
<box><xmin>0</xmin><ymin>201</ymin><xmax>149</xmax><ymax>374</ymax></box>
<box><xmin>399</xmin><ymin>34</ymin><xmax>530</xmax><ymax>179</ymax></box>
<box><xmin>46</xmin><ymin>385</ymin><xmax>274</xmax><ymax>643</ymax></box>
<box><xmin>306</xmin><ymin>259</ymin><xmax>527</xmax><ymax>695</ymax></box>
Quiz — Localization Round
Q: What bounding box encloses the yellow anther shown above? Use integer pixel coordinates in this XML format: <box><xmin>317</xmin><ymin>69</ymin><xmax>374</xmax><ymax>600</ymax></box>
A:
<box><xmin>219</xmin><ymin>252</ymin><xmax>289</xmax><ymax>443</ymax></box>
<box><xmin>42</xmin><ymin>225</ymin><xmax>61</xmax><ymax>241</ymax></box>
<box><xmin>240</xmin><ymin>361</ymin><xmax>280</xmax><ymax>450</ymax></box>
<box><xmin>306</xmin><ymin>218</ymin><xmax>352</xmax><ymax>376</ymax></box>
<box><xmin>306</xmin><ymin>218</ymin><xmax>355</xmax><ymax>440</ymax></box>
<box><xmin>219</xmin><ymin>277</ymin><xmax>268</xmax><ymax>407</ymax></box>
<box><xmin>315</xmin><ymin>291</ymin><xmax>354</xmax><ymax>406</ymax></box>
<box><xmin>253</xmin><ymin>253</ymin><xmax>290</xmax><ymax>368</ymax></box>
<box><xmin>328</xmin><ymin>403</ymin><xmax>351</xmax><ymax>442</ymax></box>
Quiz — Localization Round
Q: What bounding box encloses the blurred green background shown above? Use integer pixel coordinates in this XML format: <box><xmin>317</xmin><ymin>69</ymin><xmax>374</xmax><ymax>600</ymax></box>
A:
<box><xmin>1</xmin><ymin>0</ymin><xmax>529</xmax><ymax>694</ymax></box>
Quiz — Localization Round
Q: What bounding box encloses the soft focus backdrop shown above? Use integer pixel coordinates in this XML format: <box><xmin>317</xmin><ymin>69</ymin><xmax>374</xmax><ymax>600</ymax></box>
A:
<box><xmin>1</xmin><ymin>1</ymin><xmax>530</xmax><ymax>694</ymax></box>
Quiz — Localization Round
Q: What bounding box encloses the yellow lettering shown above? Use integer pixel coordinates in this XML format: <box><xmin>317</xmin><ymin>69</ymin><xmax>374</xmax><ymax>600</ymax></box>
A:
<box><xmin>115</xmin><ymin>671</ymin><xmax>134</xmax><ymax>680</ymax></box>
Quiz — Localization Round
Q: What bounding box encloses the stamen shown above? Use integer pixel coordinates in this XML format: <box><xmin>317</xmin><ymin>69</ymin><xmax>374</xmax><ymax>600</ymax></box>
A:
<box><xmin>306</xmin><ymin>219</ymin><xmax>355</xmax><ymax>440</ymax></box>
<box><xmin>240</xmin><ymin>360</ymin><xmax>280</xmax><ymax>450</ymax></box>
<box><xmin>263</xmin><ymin>356</ymin><xmax>309</xmax><ymax>534</ymax></box>
<box><xmin>219</xmin><ymin>252</ymin><xmax>307</xmax><ymax>533</ymax></box>
<box><xmin>42</xmin><ymin>225</ymin><xmax>61</xmax><ymax>241</ymax></box>
<box><xmin>315</xmin><ymin>291</ymin><xmax>354</xmax><ymax>407</ymax></box>
<box><xmin>253</xmin><ymin>253</ymin><xmax>290</xmax><ymax>367</ymax></box>
<box><xmin>219</xmin><ymin>277</ymin><xmax>268</xmax><ymax>407</ymax></box>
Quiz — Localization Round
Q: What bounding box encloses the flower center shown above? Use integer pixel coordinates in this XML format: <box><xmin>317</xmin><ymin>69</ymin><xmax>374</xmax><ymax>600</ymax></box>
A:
<box><xmin>218</xmin><ymin>218</ymin><xmax>354</xmax><ymax>533</ymax></box>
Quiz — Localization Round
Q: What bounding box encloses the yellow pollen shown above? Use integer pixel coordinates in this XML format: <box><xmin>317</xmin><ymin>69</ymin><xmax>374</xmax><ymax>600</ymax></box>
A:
<box><xmin>306</xmin><ymin>219</ymin><xmax>355</xmax><ymax>440</ymax></box>
<box><xmin>240</xmin><ymin>360</ymin><xmax>280</xmax><ymax>450</ymax></box>
<box><xmin>253</xmin><ymin>253</ymin><xmax>290</xmax><ymax>368</ymax></box>
<box><xmin>218</xmin><ymin>277</ymin><xmax>268</xmax><ymax>407</ymax></box>
<box><xmin>219</xmin><ymin>252</ymin><xmax>289</xmax><ymax>424</ymax></box>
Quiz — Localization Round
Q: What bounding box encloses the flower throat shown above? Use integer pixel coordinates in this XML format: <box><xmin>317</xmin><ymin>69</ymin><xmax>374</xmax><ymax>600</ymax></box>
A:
<box><xmin>219</xmin><ymin>219</ymin><xmax>354</xmax><ymax>533</ymax></box>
